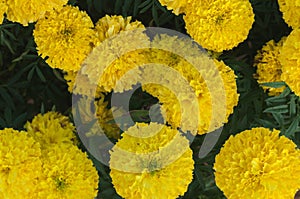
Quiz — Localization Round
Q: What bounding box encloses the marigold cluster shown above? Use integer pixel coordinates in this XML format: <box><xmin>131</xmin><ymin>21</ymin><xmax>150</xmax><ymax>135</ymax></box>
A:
<box><xmin>254</xmin><ymin>38</ymin><xmax>286</xmax><ymax>96</ymax></box>
<box><xmin>0</xmin><ymin>111</ymin><xmax>100</xmax><ymax>198</ymax></box>
<box><xmin>214</xmin><ymin>127</ymin><xmax>300</xmax><ymax>199</ymax></box>
<box><xmin>110</xmin><ymin>123</ymin><xmax>194</xmax><ymax>199</ymax></box>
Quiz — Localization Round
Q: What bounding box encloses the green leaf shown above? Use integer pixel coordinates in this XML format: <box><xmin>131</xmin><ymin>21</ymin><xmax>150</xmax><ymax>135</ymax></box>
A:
<box><xmin>284</xmin><ymin>117</ymin><xmax>300</xmax><ymax>138</ymax></box>
<box><xmin>260</xmin><ymin>81</ymin><xmax>286</xmax><ymax>88</ymax></box>
<box><xmin>263</xmin><ymin>105</ymin><xmax>289</xmax><ymax>114</ymax></box>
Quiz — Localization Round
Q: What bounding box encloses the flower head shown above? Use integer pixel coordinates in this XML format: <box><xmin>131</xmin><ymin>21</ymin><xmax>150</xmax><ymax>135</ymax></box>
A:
<box><xmin>278</xmin><ymin>0</ymin><xmax>300</xmax><ymax>28</ymax></box>
<box><xmin>141</xmin><ymin>36</ymin><xmax>238</xmax><ymax>135</ymax></box>
<box><xmin>33</xmin><ymin>5</ymin><xmax>95</xmax><ymax>72</ymax></box>
<box><xmin>184</xmin><ymin>0</ymin><xmax>254</xmax><ymax>52</ymax></box>
<box><xmin>157</xmin><ymin>0</ymin><xmax>191</xmax><ymax>15</ymax></box>
<box><xmin>79</xmin><ymin>15</ymin><xmax>148</xmax><ymax>93</ymax></box>
<box><xmin>214</xmin><ymin>127</ymin><xmax>300</xmax><ymax>199</ymax></box>
<box><xmin>279</xmin><ymin>28</ymin><xmax>300</xmax><ymax>96</ymax></box>
<box><xmin>6</xmin><ymin>0</ymin><xmax>67</xmax><ymax>26</ymax></box>
<box><xmin>0</xmin><ymin>128</ymin><xmax>43</xmax><ymax>198</ymax></box>
<box><xmin>110</xmin><ymin>123</ymin><xmax>194</xmax><ymax>199</ymax></box>
<box><xmin>24</xmin><ymin>111</ymin><xmax>76</xmax><ymax>149</ymax></box>
<box><xmin>39</xmin><ymin>145</ymin><xmax>99</xmax><ymax>199</ymax></box>
<box><xmin>254</xmin><ymin>38</ymin><xmax>286</xmax><ymax>96</ymax></box>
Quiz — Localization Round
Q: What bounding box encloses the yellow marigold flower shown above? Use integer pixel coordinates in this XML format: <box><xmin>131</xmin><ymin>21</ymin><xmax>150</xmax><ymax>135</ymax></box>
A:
<box><xmin>33</xmin><ymin>5</ymin><xmax>95</xmax><ymax>72</ymax></box>
<box><xmin>279</xmin><ymin>28</ymin><xmax>300</xmax><ymax>96</ymax></box>
<box><xmin>39</xmin><ymin>145</ymin><xmax>99</xmax><ymax>199</ymax></box>
<box><xmin>0</xmin><ymin>128</ymin><xmax>43</xmax><ymax>199</ymax></box>
<box><xmin>82</xmin><ymin>29</ymin><xmax>150</xmax><ymax>93</ymax></box>
<box><xmin>278</xmin><ymin>0</ymin><xmax>300</xmax><ymax>28</ymax></box>
<box><xmin>81</xmin><ymin>15</ymin><xmax>148</xmax><ymax>93</ymax></box>
<box><xmin>95</xmin><ymin>15</ymin><xmax>144</xmax><ymax>44</ymax></box>
<box><xmin>75</xmin><ymin>95</ymin><xmax>121</xmax><ymax>139</ymax></box>
<box><xmin>157</xmin><ymin>0</ymin><xmax>190</xmax><ymax>15</ymax></box>
<box><xmin>25</xmin><ymin>111</ymin><xmax>76</xmax><ymax>149</ymax></box>
<box><xmin>254</xmin><ymin>38</ymin><xmax>286</xmax><ymax>96</ymax></box>
<box><xmin>214</xmin><ymin>127</ymin><xmax>300</xmax><ymax>199</ymax></box>
<box><xmin>141</xmin><ymin>39</ymin><xmax>238</xmax><ymax>134</ymax></box>
<box><xmin>5</xmin><ymin>0</ymin><xmax>67</xmax><ymax>26</ymax></box>
<box><xmin>184</xmin><ymin>0</ymin><xmax>254</xmax><ymax>52</ymax></box>
<box><xmin>110</xmin><ymin>123</ymin><xmax>194</xmax><ymax>199</ymax></box>
<box><xmin>64</xmin><ymin>70</ymin><xmax>105</xmax><ymax>97</ymax></box>
<box><xmin>0</xmin><ymin>0</ymin><xmax>7</xmax><ymax>23</ymax></box>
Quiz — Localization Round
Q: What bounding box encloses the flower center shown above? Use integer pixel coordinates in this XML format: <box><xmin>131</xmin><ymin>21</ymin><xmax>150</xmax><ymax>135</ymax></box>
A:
<box><xmin>55</xmin><ymin>177</ymin><xmax>67</xmax><ymax>190</ymax></box>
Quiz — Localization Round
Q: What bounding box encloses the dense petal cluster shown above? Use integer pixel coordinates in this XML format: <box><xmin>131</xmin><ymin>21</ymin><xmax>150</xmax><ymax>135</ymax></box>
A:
<box><xmin>279</xmin><ymin>29</ymin><xmax>300</xmax><ymax>96</ymax></box>
<box><xmin>278</xmin><ymin>0</ymin><xmax>300</xmax><ymax>28</ymax></box>
<box><xmin>33</xmin><ymin>5</ymin><xmax>95</xmax><ymax>72</ymax></box>
<box><xmin>5</xmin><ymin>0</ymin><xmax>67</xmax><ymax>26</ymax></box>
<box><xmin>110</xmin><ymin>123</ymin><xmax>194</xmax><ymax>199</ymax></box>
<box><xmin>214</xmin><ymin>127</ymin><xmax>300</xmax><ymax>199</ymax></box>
<box><xmin>0</xmin><ymin>0</ymin><xmax>7</xmax><ymax>23</ymax></box>
<box><xmin>184</xmin><ymin>0</ymin><xmax>254</xmax><ymax>52</ymax></box>
<box><xmin>95</xmin><ymin>15</ymin><xmax>145</xmax><ymax>44</ymax></box>
<box><xmin>39</xmin><ymin>145</ymin><xmax>99</xmax><ymax>199</ymax></box>
<box><xmin>24</xmin><ymin>111</ymin><xmax>76</xmax><ymax>149</ymax></box>
<box><xmin>0</xmin><ymin>128</ymin><xmax>43</xmax><ymax>199</ymax></box>
<box><xmin>254</xmin><ymin>38</ymin><xmax>286</xmax><ymax>96</ymax></box>
<box><xmin>157</xmin><ymin>0</ymin><xmax>192</xmax><ymax>15</ymax></box>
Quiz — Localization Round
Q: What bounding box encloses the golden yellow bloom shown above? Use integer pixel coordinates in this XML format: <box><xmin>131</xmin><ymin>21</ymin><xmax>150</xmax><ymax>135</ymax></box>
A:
<box><xmin>184</xmin><ymin>0</ymin><xmax>254</xmax><ymax>52</ymax></box>
<box><xmin>25</xmin><ymin>111</ymin><xmax>76</xmax><ymax>149</ymax></box>
<box><xmin>279</xmin><ymin>28</ymin><xmax>300</xmax><ymax>96</ymax></box>
<box><xmin>0</xmin><ymin>128</ymin><xmax>43</xmax><ymax>199</ymax></box>
<box><xmin>0</xmin><ymin>0</ymin><xmax>7</xmax><ymax>23</ymax></box>
<box><xmin>110</xmin><ymin>123</ymin><xmax>194</xmax><ymax>199</ymax></box>
<box><xmin>6</xmin><ymin>0</ymin><xmax>67</xmax><ymax>26</ymax></box>
<box><xmin>214</xmin><ymin>127</ymin><xmax>300</xmax><ymax>199</ymax></box>
<box><xmin>278</xmin><ymin>0</ymin><xmax>300</xmax><ymax>28</ymax></box>
<box><xmin>95</xmin><ymin>15</ymin><xmax>145</xmax><ymax>44</ymax></box>
<box><xmin>254</xmin><ymin>38</ymin><xmax>286</xmax><ymax>96</ymax></box>
<box><xmin>33</xmin><ymin>5</ymin><xmax>95</xmax><ymax>72</ymax></box>
<box><xmin>38</xmin><ymin>145</ymin><xmax>99</xmax><ymax>199</ymax></box>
